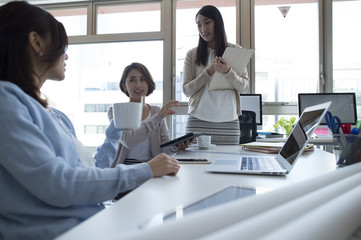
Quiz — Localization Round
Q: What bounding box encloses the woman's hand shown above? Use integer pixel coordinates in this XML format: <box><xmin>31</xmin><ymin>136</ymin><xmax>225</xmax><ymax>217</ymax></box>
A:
<box><xmin>158</xmin><ymin>100</ymin><xmax>179</xmax><ymax>119</ymax></box>
<box><xmin>206</xmin><ymin>61</ymin><xmax>217</xmax><ymax>76</ymax></box>
<box><xmin>214</xmin><ymin>56</ymin><xmax>231</xmax><ymax>74</ymax></box>
<box><xmin>174</xmin><ymin>138</ymin><xmax>194</xmax><ymax>151</ymax></box>
<box><xmin>147</xmin><ymin>153</ymin><xmax>180</xmax><ymax>177</ymax></box>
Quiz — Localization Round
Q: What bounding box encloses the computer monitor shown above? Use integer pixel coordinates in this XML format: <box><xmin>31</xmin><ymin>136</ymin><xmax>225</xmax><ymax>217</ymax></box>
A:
<box><xmin>298</xmin><ymin>93</ymin><xmax>357</xmax><ymax>125</ymax></box>
<box><xmin>240</xmin><ymin>94</ymin><xmax>263</xmax><ymax>125</ymax></box>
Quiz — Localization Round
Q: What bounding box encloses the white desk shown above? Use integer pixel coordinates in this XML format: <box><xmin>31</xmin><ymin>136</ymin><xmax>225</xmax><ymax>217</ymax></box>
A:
<box><xmin>57</xmin><ymin>145</ymin><xmax>337</xmax><ymax>240</ymax></box>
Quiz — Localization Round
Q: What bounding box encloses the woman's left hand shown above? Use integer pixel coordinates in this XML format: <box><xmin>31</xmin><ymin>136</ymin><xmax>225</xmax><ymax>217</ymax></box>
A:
<box><xmin>158</xmin><ymin>100</ymin><xmax>179</xmax><ymax>119</ymax></box>
<box><xmin>214</xmin><ymin>56</ymin><xmax>231</xmax><ymax>74</ymax></box>
<box><xmin>174</xmin><ymin>138</ymin><xmax>194</xmax><ymax>151</ymax></box>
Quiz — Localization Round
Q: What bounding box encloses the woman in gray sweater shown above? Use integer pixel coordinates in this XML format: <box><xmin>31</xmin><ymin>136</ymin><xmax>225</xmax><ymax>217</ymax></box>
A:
<box><xmin>108</xmin><ymin>62</ymin><xmax>192</xmax><ymax>166</ymax></box>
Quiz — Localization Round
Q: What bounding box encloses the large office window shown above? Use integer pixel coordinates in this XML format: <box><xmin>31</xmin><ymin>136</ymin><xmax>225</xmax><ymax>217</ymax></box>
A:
<box><xmin>254</xmin><ymin>1</ymin><xmax>319</xmax><ymax>102</ymax></box>
<box><xmin>42</xmin><ymin>41</ymin><xmax>163</xmax><ymax>149</ymax></box>
<box><xmin>42</xmin><ymin>3</ymin><xmax>165</xmax><ymax>152</ymax></box>
<box><xmin>35</xmin><ymin>0</ymin><xmax>360</xmax><ymax>150</ymax></box>
<box><xmin>254</xmin><ymin>0</ymin><xmax>319</xmax><ymax>131</ymax></box>
<box><xmin>333</xmin><ymin>0</ymin><xmax>361</xmax><ymax>117</ymax></box>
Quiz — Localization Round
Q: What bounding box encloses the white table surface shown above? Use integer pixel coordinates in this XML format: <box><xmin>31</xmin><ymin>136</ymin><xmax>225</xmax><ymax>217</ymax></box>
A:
<box><xmin>57</xmin><ymin>145</ymin><xmax>337</xmax><ymax>240</ymax></box>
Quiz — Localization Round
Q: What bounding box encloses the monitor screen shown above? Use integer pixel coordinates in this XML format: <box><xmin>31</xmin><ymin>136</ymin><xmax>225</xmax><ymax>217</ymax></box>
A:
<box><xmin>240</xmin><ymin>94</ymin><xmax>263</xmax><ymax>125</ymax></box>
<box><xmin>298</xmin><ymin>93</ymin><xmax>357</xmax><ymax>125</ymax></box>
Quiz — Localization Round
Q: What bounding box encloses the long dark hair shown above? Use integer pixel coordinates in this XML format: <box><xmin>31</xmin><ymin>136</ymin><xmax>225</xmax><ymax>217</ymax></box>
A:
<box><xmin>119</xmin><ymin>62</ymin><xmax>156</xmax><ymax>97</ymax></box>
<box><xmin>195</xmin><ymin>5</ymin><xmax>228</xmax><ymax>66</ymax></box>
<box><xmin>0</xmin><ymin>1</ymin><xmax>68</xmax><ymax>108</ymax></box>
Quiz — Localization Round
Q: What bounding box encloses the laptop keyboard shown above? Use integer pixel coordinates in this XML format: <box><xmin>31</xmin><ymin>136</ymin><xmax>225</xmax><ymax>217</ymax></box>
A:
<box><xmin>241</xmin><ymin>156</ymin><xmax>281</xmax><ymax>171</ymax></box>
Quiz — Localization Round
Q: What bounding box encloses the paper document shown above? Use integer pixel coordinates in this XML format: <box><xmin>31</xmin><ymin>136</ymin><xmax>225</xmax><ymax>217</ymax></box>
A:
<box><xmin>209</xmin><ymin>47</ymin><xmax>255</xmax><ymax>91</ymax></box>
<box><xmin>240</xmin><ymin>141</ymin><xmax>314</xmax><ymax>154</ymax></box>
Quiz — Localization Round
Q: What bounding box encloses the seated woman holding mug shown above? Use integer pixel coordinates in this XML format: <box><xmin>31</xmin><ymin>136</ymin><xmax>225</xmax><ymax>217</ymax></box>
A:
<box><xmin>96</xmin><ymin>62</ymin><xmax>192</xmax><ymax>167</ymax></box>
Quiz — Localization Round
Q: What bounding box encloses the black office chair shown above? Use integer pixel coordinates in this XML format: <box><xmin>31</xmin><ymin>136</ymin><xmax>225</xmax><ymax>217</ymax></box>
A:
<box><xmin>239</xmin><ymin>110</ymin><xmax>257</xmax><ymax>144</ymax></box>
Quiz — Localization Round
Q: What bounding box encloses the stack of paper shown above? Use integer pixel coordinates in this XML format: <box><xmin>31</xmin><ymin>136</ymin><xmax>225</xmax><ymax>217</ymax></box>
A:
<box><xmin>240</xmin><ymin>142</ymin><xmax>314</xmax><ymax>154</ymax></box>
<box><xmin>208</xmin><ymin>47</ymin><xmax>255</xmax><ymax>91</ymax></box>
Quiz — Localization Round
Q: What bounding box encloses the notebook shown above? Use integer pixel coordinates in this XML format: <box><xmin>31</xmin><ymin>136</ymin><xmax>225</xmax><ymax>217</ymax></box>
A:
<box><xmin>208</xmin><ymin>47</ymin><xmax>255</xmax><ymax>91</ymax></box>
<box><xmin>206</xmin><ymin>101</ymin><xmax>331</xmax><ymax>175</ymax></box>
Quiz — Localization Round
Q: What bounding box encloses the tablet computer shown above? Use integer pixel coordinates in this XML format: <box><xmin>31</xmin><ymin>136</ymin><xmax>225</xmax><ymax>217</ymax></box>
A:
<box><xmin>160</xmin><ymin>132</ymin><xmax>203</xmax><ymax>148</ymax></box>
<box><xmin>140</xmin><ymin>186</ymin><xmax>265</xmax><ymax>229</ymax></box>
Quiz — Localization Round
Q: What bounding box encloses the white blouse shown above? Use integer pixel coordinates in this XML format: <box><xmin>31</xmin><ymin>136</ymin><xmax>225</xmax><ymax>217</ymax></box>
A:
<box><xmin>192</xmin><ymin>49</ymin><xmax>238</xmax><ymax>122</ymax></box>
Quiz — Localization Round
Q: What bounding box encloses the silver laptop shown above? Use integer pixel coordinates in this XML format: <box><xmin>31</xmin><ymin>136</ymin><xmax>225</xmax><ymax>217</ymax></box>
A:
<box><xmin>206</xmin><ymin>101</ymin><xmax>331</xmax><ymax>175</ymax></box>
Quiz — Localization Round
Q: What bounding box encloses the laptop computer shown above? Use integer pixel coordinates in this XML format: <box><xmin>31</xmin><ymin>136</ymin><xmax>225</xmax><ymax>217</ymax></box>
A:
<box><xmin>206</xmin><ymin>101</ymin><xmax>331</xmax><ymax>175</ymax></box>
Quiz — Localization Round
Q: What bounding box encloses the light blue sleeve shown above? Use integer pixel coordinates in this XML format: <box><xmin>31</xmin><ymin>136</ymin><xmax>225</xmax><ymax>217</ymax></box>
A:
<box><xmin>0</xmin><ymin>83</ymin><xmax>153</xmax><ymax>208</ymax></box>
<box><xmin>94</xmin><ymin>120</ymin><xmax>122</xmax><ymax>168</ymax></box>
<box><xmin>49</xmin><ymin>107</ymin><xmax>77</xmax><ymax>136</ymax></box>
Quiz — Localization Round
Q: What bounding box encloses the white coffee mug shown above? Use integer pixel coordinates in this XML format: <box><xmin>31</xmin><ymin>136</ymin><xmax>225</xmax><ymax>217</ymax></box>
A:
<box><xmin>113</xmin><ymin>102</ymin><xmax>142</xmax><ymax>129</ymax></box>
<box><xmin>197</xmin><ymin>135</ymin><xmax>211</xmax><ymax>149</ymax></box>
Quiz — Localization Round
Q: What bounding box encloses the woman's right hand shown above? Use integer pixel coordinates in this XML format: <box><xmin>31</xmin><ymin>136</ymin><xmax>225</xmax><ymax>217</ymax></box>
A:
<box><xmin>158</xmin><ymin>100</ymin><xmax>179</xmax><ymax>119</ymax></box>
<box><xmin>206</xmin><ymin>61</ymin><xmax>216</xmax><ymax>76</ymax></box>
<box><xmin>147</xmin><ymin>153</ymin><xmax>180</xmax><ymax>177</ymax></box>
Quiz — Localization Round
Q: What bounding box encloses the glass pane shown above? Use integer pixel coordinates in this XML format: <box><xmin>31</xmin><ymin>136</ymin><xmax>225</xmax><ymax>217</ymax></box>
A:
<box><xmin>172</xmin><ymin>115</ymin><xmax>188</xmax><ymax>139</ymax></box>
<box><xmin>41</xmin><ymin>41</ymin><xmax>163</xmax><ymax>153</ymax></box>
<box><xmin>175</xmin><ymin>0</ymin><xmax>236</xmax><ymax>103</ymax></box>
<box><xmin>333</xmin><ymin>0</ymin><xmax>361</xmax><ymax>119</ymax></box>
<box><xmin>267</xmin><ymin>114</ymin><xmax>297</xmax><ymax>135</ymax></box>
<box><xmin>254</xmin><ymin>1</ymin><xmax>319</xmax><ymax>103</ymax></box>
<box><xmin>97</xmin><ymin>3</ymin><xmax>161</xmax><ymax>34</ymax></box>
<box><xmin>49</xmin><ymin>8</ymin><xmax>87</xmax><ymax>36</ymax></box>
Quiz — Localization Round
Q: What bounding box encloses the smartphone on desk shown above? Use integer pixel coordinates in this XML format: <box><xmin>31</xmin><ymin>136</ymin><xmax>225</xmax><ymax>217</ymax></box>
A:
<box><xmin>177</xmin><ymin>158</ymin><xmax>210</xmax><ymax>164</ymax></box>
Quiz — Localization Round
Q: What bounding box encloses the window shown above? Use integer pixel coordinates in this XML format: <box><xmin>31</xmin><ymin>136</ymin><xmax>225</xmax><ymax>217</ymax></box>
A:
<box><xmin>43</xmin><ymin>41</ymin><xmax>163</xmax><ymax>148</ymax></box>
<box><xmin>84</xmin><ymin>104</ymin><xmax>112</xmax><ymax>112</ymax></box>
<box><xmin>42</xmin><ymin>2</ymin><xmax>166</xmax><ymax>152</ymax></box>
<box><xmin>254</xmin><ymin>0</ymin><xmax>319</xmax><ymax>131</ymax></box>
<box><xmin>333</xmin><ymin>0</ymin><xmax>361</xmax><ymax>118</ymax></box>
<box><xmin>97</xmin><ymin>2</ymin><xmax>161</xmax><ymax>34</ymax></box>
<box><xmin>37</xmin><ymin>0</ymin><xmax>359</xmax><ymax>151</ymax></box>
<box><xmin>50</xmin><ymin>7</ymin><xmax>87</xmax><ymax>36</ymax></box>
<box><xmin>84</xmin><ymin>125</ymin><xmax>108</xmax><ymax>134</ymax></box>
<box><xmin>254</xmin><ymin>1</ymin><xmax>319</xmax><ymax>102</ymax></box>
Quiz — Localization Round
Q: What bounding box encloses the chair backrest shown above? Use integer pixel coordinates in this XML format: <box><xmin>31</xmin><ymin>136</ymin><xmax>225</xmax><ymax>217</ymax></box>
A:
<box><xmin>239</xmin><ymin>110</ymin><xmax>257</xmax><ymax>144</ymax></box>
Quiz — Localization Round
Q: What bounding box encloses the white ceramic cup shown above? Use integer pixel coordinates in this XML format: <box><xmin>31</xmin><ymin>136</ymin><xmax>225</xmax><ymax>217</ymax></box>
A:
<box><xmin>113</xmin><ymin>102</ymin><xmax>142</xmax><ymax>129</ymax></box>
<box><xmin>197</xmin><ymin>135</ymin><xmax>211</xmax><ymax>149</ymax></box>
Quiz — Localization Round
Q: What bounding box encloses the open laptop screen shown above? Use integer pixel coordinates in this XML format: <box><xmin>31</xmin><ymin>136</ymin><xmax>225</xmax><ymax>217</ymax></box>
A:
<box><xmin>280</xmin><ymin>108</ymin><xmax>327</xmax><ymax>165</ymax></box>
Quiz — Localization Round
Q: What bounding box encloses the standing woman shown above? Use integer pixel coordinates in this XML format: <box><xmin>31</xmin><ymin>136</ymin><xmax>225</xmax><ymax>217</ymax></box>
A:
<box><xmin>0</xmin><ymin>2</ymin><xmax>179</xmax><ymax>239</ymax></box>
<box><xmin>182</xmin><ymin>5</ymin><xmax>249</xmax><ymax>145</ymax></box>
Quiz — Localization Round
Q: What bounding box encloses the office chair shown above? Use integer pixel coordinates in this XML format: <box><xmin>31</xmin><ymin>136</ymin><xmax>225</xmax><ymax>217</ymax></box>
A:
<box><xmin>239</xmin><ymin>110</ymin><xmax>257</xmax><ymax>144</ymax></box>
